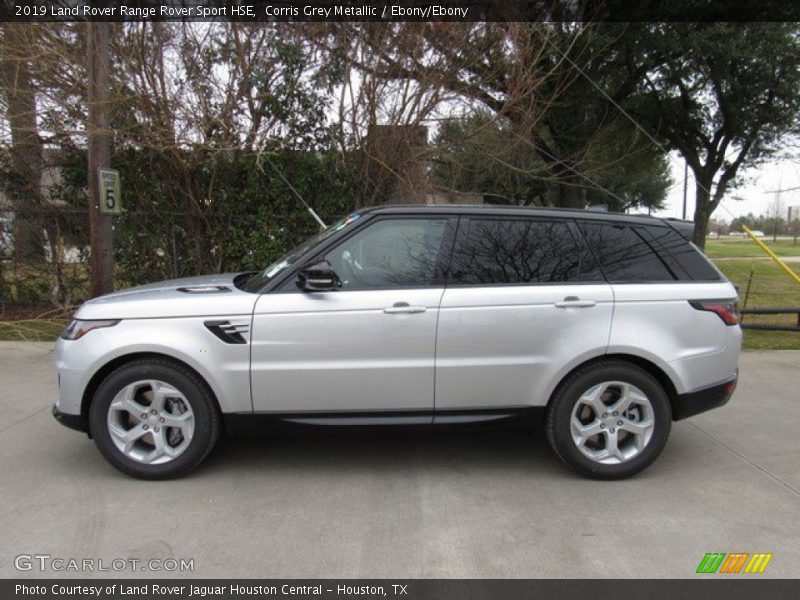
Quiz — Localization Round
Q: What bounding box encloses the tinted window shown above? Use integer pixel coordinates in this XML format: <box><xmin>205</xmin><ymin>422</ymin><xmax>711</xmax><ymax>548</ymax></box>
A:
<box><xmin>325</xmin><ymin>218</ymin><xmax>448</xmax><ymax>290</ymax></box>
<box><xmin>578</xmin><ymin>222</ymin><xmax>675</xmax><ymax>282</ymax></box>
<box><xmin>638</xmin><ymin>225</ymin><xmax>722</xmax><ymax>281</ymax></box>
<box><xmin>448</xmin><ymin>218</ymin><xmax>602</xmax><ymax>285</ymax></box>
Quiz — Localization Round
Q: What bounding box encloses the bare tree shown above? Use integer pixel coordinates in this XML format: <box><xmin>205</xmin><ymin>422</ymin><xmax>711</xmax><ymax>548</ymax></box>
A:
<box><xmin>338</xmin><ymin>23</ymin><xmax>573</xmax><ymax>202</ymax></box>
<box><xmin>312</xmin><ymin>24</ymin><xmax>457</xmax><ymax>207</ymax></box>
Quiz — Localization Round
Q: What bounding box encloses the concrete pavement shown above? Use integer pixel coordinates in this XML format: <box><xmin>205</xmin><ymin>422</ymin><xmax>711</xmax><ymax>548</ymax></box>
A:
<box><xmin>0</xmin><ymin>342</ymin><xmax>798</xmax><ymax>578</ymax></box>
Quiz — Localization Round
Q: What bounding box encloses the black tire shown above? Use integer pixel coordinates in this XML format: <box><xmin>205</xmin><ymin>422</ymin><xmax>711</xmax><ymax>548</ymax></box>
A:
<box><xmin>546</xmin><ymin>360</ymin><xmax>672</xmax><ymax>480</ymax></box>
<box><xmin>89</xmin><ymin>358</ymin><xmax>220</xmax><ymax>480</ymax></box>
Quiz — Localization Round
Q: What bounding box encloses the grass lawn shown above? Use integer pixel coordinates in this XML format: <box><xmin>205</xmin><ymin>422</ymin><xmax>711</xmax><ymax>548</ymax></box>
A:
<box><xmin>0</xmin><ymin>306</ymin><xmax>69</xmax><ymax>342</ymax></box>
<box><xmin>714</xmin><ymin>260</ymin><xmax>800</xmax><ymax>350</ymax></box>
<box><xmin>704</xmin><ymin>239</ymin><xmax>800</xmax><ymax>350</ymax></box>
<box><xmin>0</xmin><ymin>318</ymin><xmax>65</xmax><ymax>342</ymax></box>
<box><xmin>705</xmin><ymin>237</ymin><xmax>800</xmax><ymax>258</ymax></box>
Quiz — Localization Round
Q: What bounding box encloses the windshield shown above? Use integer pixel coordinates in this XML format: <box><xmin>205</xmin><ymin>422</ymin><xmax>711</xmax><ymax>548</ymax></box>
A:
<box><xmin>239</xmin><ymin>212</ymin><xmax>363</xmax><ymax>292</ymax></box>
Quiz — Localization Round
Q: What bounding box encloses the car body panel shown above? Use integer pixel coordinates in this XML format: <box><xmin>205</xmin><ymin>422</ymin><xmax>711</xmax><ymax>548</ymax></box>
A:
<box><xmin>434</xmin><ymin>283</ymin><xmax>614</xmax><ymax>411</ymax></box>
<box><xmin>608</xmin><ymin>281</ymin><xmax>740</xmax><ymax>394</ymax></box>
<box><xmin>75</xmin><ymin>273</ymin><xmax>257</xmax><ymax>320</ymax></box>
<box><xmin>250</xmin><ymin>288</ymin><xmax>445</xmax><ymax>413</ymax></box>
<box><xmin>55</xmin><ymin>315</ymin><xmax>253</xmax><ymax>416</ymax></box>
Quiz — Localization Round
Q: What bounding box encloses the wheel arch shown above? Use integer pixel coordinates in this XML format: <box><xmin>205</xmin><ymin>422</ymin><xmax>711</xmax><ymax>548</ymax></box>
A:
<box><xmin>80</xmin><ymin>352</ymin><xmax>221</xmax><ymax>434</ymax></box>
<box><xmin>545</xmin><ymin>353</ymin><xmax>680</xmax><ymax>420</ymax></box>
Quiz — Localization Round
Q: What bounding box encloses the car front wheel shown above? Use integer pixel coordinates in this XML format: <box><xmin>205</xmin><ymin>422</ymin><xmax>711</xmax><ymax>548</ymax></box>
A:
<box><xmin>89</xmin><ymin>359</ymin><xmax>220</xmax><ymax>479</ymax></box>
<box><xmin>546</xmin><ymin>360</ymin><xmax>672</xmax><ymax>480</ymax></box>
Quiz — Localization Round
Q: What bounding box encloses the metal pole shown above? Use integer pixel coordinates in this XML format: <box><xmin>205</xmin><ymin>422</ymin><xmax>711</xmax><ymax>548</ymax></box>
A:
<box><xmin>87</xmin><ymin>21</ymin><xmax>114</xmax><ymax>297</ymax></box>
<box><xmin>743</xmin><ymin>225</ymin><xmax>800</xmax><ymax>285</ymax></box>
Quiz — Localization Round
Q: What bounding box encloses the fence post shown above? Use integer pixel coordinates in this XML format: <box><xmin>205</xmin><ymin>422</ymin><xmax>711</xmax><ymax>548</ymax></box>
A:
<box><xmin>742</xmin><ymin>264</ymin><xmax>755</xmax><ymax>311</ymax></box>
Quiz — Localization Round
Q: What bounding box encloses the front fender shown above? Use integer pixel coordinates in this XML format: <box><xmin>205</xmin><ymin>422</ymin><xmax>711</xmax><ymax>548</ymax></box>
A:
<box><xmin>55</xmin><ymin>317</ymin><xmax>252</xmax><ymax>417</ymax></box>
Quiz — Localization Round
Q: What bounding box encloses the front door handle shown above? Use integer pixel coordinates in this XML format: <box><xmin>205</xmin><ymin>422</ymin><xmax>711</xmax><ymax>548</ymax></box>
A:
<box><xmin>554</xmin><ymin>297</ymin><xmax>597</xmax><ymax>309</ymax></box>
<box><xmin>384</xmin><ymin>302</ymin><xmax>427</xmax><ymax>314</ymax></box>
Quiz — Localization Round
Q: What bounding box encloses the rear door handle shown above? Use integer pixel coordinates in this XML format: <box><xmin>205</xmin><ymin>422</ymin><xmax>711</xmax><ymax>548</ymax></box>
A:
<box><xmin>554</xmin><ymin>297</ymin><xmax>597</xmax><ymax>309</ymax></box>
<box><xmin>384</xmin><ymin>302</ymin><xmax>427</xmax><ymax>314</ymax></box>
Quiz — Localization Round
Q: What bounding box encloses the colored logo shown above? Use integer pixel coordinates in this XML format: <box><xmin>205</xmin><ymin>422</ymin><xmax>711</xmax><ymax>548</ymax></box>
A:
<box><xmin>696</xmin><ymin>552</ymin><xmax>773</xmax><ymax>574</ymax></box>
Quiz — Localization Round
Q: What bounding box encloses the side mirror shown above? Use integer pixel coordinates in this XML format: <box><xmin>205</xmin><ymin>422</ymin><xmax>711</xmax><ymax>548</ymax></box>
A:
<box><xmin>297</xmin><ymin>260</ymin><xmax>340</xmax><ymax>292</ymax></box>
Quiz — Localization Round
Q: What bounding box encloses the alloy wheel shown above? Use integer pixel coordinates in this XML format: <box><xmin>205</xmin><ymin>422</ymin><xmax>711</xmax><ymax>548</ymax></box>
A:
<box><xmin>569</xmin><ymin>381</ymin><xmax>655</xmax><ymax>465</ymax></box>
<box><xmin>106</xmin><ymin>380</ymin><xmax>195</xmax><ymax>464</ymax></box>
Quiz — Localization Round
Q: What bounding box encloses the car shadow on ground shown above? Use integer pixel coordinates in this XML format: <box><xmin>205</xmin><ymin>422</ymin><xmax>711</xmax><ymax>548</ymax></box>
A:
<box><xmin>199</xmin><ymin>426</ymin><xmax>575</xmax><ymax>480</ymax></box>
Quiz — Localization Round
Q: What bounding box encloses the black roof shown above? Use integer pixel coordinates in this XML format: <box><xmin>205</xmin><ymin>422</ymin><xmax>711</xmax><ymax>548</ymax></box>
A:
<box><xmin>359</xmin><ymin>204</ymin><xmax>693</xmax><ymax>231</ymax></box>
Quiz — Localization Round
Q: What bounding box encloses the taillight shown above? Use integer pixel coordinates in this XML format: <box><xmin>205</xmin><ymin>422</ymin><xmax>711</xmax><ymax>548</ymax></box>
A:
<box><xmin>690</xmin><ymin>300</ymin><xmax>740</xmax><ymax>325</ymax></box>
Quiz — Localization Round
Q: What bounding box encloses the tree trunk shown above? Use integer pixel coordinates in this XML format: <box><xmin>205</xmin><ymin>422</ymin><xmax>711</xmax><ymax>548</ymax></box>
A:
<box><xmin>0</xmin><ymin>24</ymin><xmax>45</xmax><ymax>263</ymax></box>
<box><xmin>692</xmin><ymin>181</ymin><xmax>712</xmax><ymax>249</ymax></box>
<box><xmin>557</xmin><ymin>179</ymin><xmax>585</xmax><ymax>209</ymax></box>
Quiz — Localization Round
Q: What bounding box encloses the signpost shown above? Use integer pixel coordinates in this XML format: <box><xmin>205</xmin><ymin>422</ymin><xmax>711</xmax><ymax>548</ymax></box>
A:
<box><xmin>98</xmin><ymin>168</ymin><xmax>121</xmax><ymax>215</ymax></box>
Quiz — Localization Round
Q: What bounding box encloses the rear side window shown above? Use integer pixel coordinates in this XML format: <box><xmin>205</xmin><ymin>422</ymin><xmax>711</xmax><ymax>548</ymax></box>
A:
<box><xmin>638</xmin><ymin>225</ymin><xmax>722</xmax><ymax>281</ymax></box>
<box><xmin>578</xmin><ymin>222</ymin><xmax>675</xmax><ymax>282</ymax></box>
<box><xmin>448</xmin><ymin>218</ymin><xmax>603</xmax><ymax>285</ymax></box>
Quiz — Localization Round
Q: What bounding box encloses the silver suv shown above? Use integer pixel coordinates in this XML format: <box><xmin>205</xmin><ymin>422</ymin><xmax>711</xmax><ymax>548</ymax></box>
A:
<box><xmin>53</xmin><ymin>206</ymin><xmax>741</xmax><ymax>480</ymax></box>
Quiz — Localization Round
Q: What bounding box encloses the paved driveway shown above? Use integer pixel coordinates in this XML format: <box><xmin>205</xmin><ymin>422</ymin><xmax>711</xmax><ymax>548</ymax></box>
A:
<box><xmin>1</xmin><ymin>342</ymin><xmax>798</xmax><ymax>578</ymax></box>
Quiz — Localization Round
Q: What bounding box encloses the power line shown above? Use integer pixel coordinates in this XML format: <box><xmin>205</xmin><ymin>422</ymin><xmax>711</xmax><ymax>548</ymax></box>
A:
<box><xmin>764</xmin><ymin>186</ymin><xmax>800</xmax><ymax>194</ymax></box>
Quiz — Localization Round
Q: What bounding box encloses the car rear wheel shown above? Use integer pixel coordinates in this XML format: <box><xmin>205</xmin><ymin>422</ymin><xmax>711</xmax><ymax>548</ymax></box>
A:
<box><xmin>546</xmin><ymin>360</ymin><xmax>672</xmax><ymax>480</ymax></box>
<box><xmin>89</xmin><ymin>359</ymin><xmax>220</xmax><ymax>479</ymax></box>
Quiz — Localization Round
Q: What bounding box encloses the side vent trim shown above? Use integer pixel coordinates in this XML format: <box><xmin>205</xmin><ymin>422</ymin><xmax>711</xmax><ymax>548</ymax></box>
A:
<box><xmin>204</xmin><ymin>320</ymin><xmax>249</xmax><ymax>344</ymax></box>
<box><xmin>178</xmin><ymin>286</ymin><xmax>231</xmax><ymax>294</ymax></box>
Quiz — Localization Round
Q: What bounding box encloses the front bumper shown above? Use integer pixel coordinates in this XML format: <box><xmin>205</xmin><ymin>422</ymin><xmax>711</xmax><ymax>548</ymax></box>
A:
<box><xmin>52</xmin><ymin>405</ymin><xmax>89</xmax><ymax>434</ymax></box>
<box><xmin>672</xmin><ymin>373</ymin><xmax>738</xmax><ymax>421</ymax></box>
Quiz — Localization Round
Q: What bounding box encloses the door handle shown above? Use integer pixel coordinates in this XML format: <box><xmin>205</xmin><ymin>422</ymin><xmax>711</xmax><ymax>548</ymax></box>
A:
<box><xmin>554</xmin><ymin>297</ymin><xmax>597</xmax><ymax>309</ymax></box>
<box><xmin>384</xmin><ymin>302</ymin><xmax>427</xmax><ymax>314</ymax></box>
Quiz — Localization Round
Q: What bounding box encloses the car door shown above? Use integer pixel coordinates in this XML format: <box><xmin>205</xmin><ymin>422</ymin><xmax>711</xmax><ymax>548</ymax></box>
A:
<box><xmin>250</xmin><ymin>216</ymin><xmax>454</xmax><ymax>416</ymax></box>
<box><xmin>434</xmin><ymin>217</ymin><xmax>614</xmax><ymax>416</ymax></box>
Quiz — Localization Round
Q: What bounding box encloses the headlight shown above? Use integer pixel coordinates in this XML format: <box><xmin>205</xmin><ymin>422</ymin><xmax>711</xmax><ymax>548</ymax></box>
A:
<box><xmin>60</xmin><ymin>319</ymin><xmax>120</xmax><ymax>340</ymax></box>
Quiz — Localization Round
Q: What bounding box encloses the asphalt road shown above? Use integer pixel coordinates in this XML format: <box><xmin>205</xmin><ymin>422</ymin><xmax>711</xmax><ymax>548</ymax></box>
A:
<box><xmin>1</xmin><ymin>342</ymin><xmax>798</xmax><ymax>579</ymax></box>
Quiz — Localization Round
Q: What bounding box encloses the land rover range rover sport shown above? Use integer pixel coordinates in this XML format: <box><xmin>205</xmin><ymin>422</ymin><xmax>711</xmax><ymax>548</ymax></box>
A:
<box><xmin>53</xmin><ymin>206</ymin><xmax>740</xmax><ymax>479</ymax></box>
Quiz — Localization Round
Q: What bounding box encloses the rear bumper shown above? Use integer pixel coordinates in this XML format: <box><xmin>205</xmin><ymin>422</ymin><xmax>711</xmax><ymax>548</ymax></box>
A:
<box><xmin>52</xmin><ymin>405</ymin><xmax>89</xmax><ymax>434</ymax></box>
<box><xmin>673</xmin><ymin>373</ymin><xmax>738</xmax><ymax>421</ymax></box>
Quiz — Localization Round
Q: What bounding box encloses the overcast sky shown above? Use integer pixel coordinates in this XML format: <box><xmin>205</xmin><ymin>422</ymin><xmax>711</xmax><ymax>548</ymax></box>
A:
<box><xmin>654</xmin><ymin>153</ymin><xmax>800</xmax><ymax>222</ymax></box>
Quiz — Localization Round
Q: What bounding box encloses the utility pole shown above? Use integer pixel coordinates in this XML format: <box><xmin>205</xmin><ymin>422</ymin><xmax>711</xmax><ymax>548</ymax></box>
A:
<box><xmin>764</xmin><ymin>177</ymin><xmax>786</xmax><ymax>243</ymax></box>
<box><xmin>87</xmin><ymin>22</ymin><xmax>114</xmax><ymax>296</ymax></box>
<box><xmin>682</xmin><ymin>160</ymin><xmax>688</xmax><ymax>220</ymax></box>
<box><xmin>773</xmin><ymin>187</ymin><xmax>780</xmax><ymax>242</ymax></box>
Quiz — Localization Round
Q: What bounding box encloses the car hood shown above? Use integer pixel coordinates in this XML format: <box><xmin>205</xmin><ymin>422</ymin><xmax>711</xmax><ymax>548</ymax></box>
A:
<box><xmin>75</xmin><ymin>273</ymin><xmax>259</xmax><ymax>320</ymax></box>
